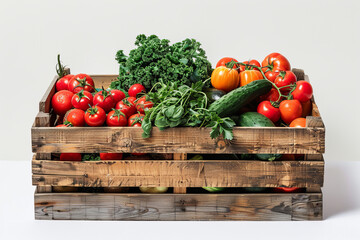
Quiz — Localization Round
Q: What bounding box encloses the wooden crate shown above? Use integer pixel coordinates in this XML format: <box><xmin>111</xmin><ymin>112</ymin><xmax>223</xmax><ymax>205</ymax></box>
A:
<box><xmin>32</xmin><ymin>68</ymin><xmax>325</xmax><ymax>221</ymax></box>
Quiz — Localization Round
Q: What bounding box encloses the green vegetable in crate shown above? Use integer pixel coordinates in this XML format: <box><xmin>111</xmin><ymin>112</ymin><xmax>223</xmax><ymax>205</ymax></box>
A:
<box><xmin>208</xmin><ymin>80</ymin><xmax>272</xmax><ymax>117</ymax></box>
<box><xmin>111</xmin><ymin>34</ymin><xmax>212</xmax><ymax>91</ymax></box>
<box><xmin>237</xmin><ymin>112</ymin><xmax>282</xmax><ymax>161</ymax></box>
<box><xmin>203</xmin><ymin>187</ymin><xmax>224</xmax><ymax>193</ymax></box>
<box><xmin>189</xmin><ymin>155</ymin><xmax>204</xmax><ymax>160</ymax></box>
<box><xmin>204</xmin><ymin>88</ymin><xmax>226</xmax><ymax>103</ymax></box>
<box><xmin>141</xmin><ymin>80</ymin><xmax>235</xmax><ymax>140</ymax></box>
<box><xmin>139</xmin><ymin>187</ymin><xmax>168</xmax><ymax>193</ymax></box>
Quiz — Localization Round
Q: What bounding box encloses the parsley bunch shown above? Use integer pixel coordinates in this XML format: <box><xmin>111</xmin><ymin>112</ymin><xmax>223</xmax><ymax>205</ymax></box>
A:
<box><xmin>111</xmin><ymin>34</ymin><xmax>212</xmax><ymax>91</ymax></box>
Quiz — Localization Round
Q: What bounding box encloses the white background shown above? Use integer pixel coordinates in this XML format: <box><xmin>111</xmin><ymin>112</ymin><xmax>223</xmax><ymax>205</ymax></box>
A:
<box><xmin>0</xmin><ymin>0</ymin><xmax>360</xmax><ymax>238</ymax></box>
<box><xmin>0</xmin><ymin>0</ymin><xmax>359</xmax><ymax>161</ymax></box>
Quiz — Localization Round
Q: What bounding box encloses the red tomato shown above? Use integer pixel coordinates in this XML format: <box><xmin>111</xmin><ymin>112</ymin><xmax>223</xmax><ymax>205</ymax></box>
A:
<box><xmin>257</xmin><ymin>101</ymin><xmax>280</xmax><ymax>123</ymax></box>
<box><xmin>60</xmin><ymin>153</ymin><xmax>82</xmax><ymax>161</ymax></box>
<box><xmin>264</xmin><ymin>71</ymin><xmax>280</xmax><ymax>82</ymax></box>
<box><xmin>301</xmin><ymin>100</ymin><xmax>312</xmax><ymax>117</ymax></box>
<box><xmin>259</xmin><ymin>88</ymin><xmax>281</xmax><ymax>102</ymax></box>
<box><xmin>262</xmin><ymin>53</ymin><xmax>291</xmax><ymax>72</ymax></box>
<box><xmin>85</xmin><ymin>106</ymin><xmax>106</xmax><ymax>127</ymax></box>
<box><xmin>274</xmin><ymin>187</ymin><xmax>300</xmax><ymax>193</ymax></box>
<box><xmin>56</xmin><ymin>74</ymin><xmax>74</xmax><ymax>91</ymax></box>
<box><xmin>289</xmin><ymin>118</ymin><xmax>306</xmax><ymax>127</ymax></box>
<box><xmin>274</xmin><ymin>71</ymin><xmax>297</xmax><ymax>92</ymax></box>
<box><xmin>292</xmin><ymin>80</ymin><xmax>313</xmax><ymax>102</ymax></box>
<box><xmin>128</xmin><ymin>84</ymin><xmax>146</xmax><ymax>98</ymax></box>
<box><xmin>64</xmin><ymin>109</ymin><xmax>85</xmax><ymax>127</ymax></box>
<box><xmin>216</xmin><ymin>57</ymin><xmax>238</xmax><ymax>70</ymax></box>
<box><xmin>132</xmin><ymin>123</ymin><xmax>142</xmax><ymax>127</ymax></box>
<box><xmin>240</xmin><ymin>70</ymin><xmax>263</xmax><ymax>87</ymax></box>
<box><xmin>100</xmin><ymin>153</ymin><xmax>123</xmax><ymax>160</ymax></box>
<box><xmin>279</xmin><ymin>100</ymin><xmax>302</xmax><ymax>124</ymax></box>
<box><xmin>68</xmin><ymin>74</ymin><xmax>95</xmax><ymax>93</ymax></box>
<box><xmin>135</xmin><ymin>96</ymin><xmax>154</xmax><ymax>114</ymax></box>
<box><xmin>51</xmin><ymin>90</ymin><xmax>74</xmax><ymax>116</ymax></box>
<box><xmin>71</xmin><ymin>90</ymin><xmax>93</xmax><ymax>111</ymax></box>
<box><xmin>128</xmin><ymin>113</ymin><xmax>145</xmax><ymax>126</ymax></box>
<box><xmin>211</xmin><ymin>66</ymin><xmax>239</xmax><ymax>92</ymax></box>
<box><xmin>132</xmin><ymin>152</ymin><xmax>146</xmax><ymax>156</ymax></box>
<box><xmin>239</xmin><ymin>59</ymin><xmax>261</xmax><ymax>72</ymax></box>
<box><xmin>280</xmin><ymin>154</ymin><xmax>296</xmax><ymax>160</ymax></box>
<box><xmin>110</xmin><ymin>90</ymin><xmax>126</xmax><ymax>103</ymax></box>
<box><xmin>93</xmin><ymin>90</ymin><xmax>115</xmax><ymax>113</ymax></box>
<box><xmin>106</xmin><ymin>109</ymin><xmax>127</xmax><ymax>126</ymax></box>
<box><xmin>115</xmin><ymin>98</ymin><xmax>136</xmax><ymax>118</ymax></box>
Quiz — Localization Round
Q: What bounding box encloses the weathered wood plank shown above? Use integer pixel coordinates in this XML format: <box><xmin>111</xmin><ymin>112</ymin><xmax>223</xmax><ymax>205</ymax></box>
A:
<box><xmin>292</xmin><ymin>68</ymin><xmax>305</xmax><ymax>80</ymax></box>
<box><xmin>31</xmin><ymin>126</ymin><xmax>325</xmax><ymax>154</ymax></box>
<box><xmin>34</xmin><ymin>190</ymin><xmax>322</xmax><ymax>221</ymax></box>
<box><xmin>32</xmin><ymin>158</ymin><xmax>324</xmax><ymax>188</ymax></box>
<box><xmin>173</xmin><ymin>153</ymin><xmax>187</xmax><ymax>194</ymax></box>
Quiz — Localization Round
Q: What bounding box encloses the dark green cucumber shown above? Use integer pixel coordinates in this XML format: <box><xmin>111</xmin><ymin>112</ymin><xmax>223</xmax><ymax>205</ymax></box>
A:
<box><xmin>208</xmin><ymin>80</ymin><xmax>272</xmax><ymax>117</ymax></box>
<box><xmin>204</xmin><ymin>88</ymin><xmax>226</xmax><ymax>103</ymax></box>
<box><xmin>238</xmin><ymin>112</ymin><xmax>282</xmax><ymax>161</ymax></box>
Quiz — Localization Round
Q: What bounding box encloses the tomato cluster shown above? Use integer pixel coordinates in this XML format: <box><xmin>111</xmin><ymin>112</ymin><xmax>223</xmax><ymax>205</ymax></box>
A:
<box><xmin>52</xmin><ymin>75</ymin><xmax>152</xmax><ymax>128</ymax></box>
<box><xmin>213</xmin><ymin>53</ymin><xmax>314</xmax><ymax>127</ymax></box>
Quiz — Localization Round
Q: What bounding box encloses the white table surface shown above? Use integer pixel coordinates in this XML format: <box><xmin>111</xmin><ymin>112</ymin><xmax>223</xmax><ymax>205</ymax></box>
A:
<box><xmin>0</xmin><ymin>160</ymin><xmax>359</xmax><ymax>240</ymax></box>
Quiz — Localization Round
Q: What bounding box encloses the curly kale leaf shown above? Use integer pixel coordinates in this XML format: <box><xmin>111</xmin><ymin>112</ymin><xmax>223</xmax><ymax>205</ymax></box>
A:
<box><xmin>111</xmin><ymin>34</ymin><xmax>212</xmax><ymax>91</ymax></box>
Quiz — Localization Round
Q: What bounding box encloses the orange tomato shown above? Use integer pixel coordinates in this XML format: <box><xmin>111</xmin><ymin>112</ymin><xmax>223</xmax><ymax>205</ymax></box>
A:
<box><xmin>279</xmin><ymin>99</ymin><xmax>302</xmax><ymax>124</ymax></box>
<box><xmin>211</xmin><ymin>66</ymin><xmax>239</xmax><ymax>92</ymax></box>
<box><xmin>240</xmin><ymin>70</ymin><xmax>263</xmax><ymax>86</ymax></box>
<box><xmin>289</xmin><ymin>117</ymin><xmax>306</xmax><ymax>127</ymax></box>
<box><xmin>301</xmin><ymin>100</ymin><xmax>312</xmax><ymax>117</ymax></box>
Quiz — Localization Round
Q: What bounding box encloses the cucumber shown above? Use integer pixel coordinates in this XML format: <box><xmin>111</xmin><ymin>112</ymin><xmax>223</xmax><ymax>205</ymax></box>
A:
<box><xmin>202</xmin><ymin>187</ymin><xmax>224</xmax><ymax>193</ymax></box>
<box><xmin>204</xmin><ymin>88</ymin><xmax>226</xmax><ymax>103</ymax></box>
<box><xmin>208</xmin><ymin>80</ymin><xmax>272</xmax><ymax>117</ymax></box>
<box><xmin>238</xmin><ymin>112</ymin><xmax>282</xmax><ymax>161</ymax></box>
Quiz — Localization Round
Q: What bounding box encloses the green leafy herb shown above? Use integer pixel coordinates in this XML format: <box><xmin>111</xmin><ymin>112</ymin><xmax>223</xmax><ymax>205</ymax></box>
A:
<box><xmin>141</xmin><ymin>80</ymin><xmax>235</xmax><ymax>140</ymax></box>
<box><xmin>110</xmin><ymin>34</ymin><xmax>212</xmax><ymax>91</ymax></box>
<box><xmin>82</xmin><ymin>153</ymin><xmax>101</xmax><ymax>161</ymax></box>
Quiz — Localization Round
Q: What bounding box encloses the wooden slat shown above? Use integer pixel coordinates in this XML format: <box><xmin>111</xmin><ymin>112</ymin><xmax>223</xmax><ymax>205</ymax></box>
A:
<box><xmin>31</xmin><ymin>125</ymin><xmax>325</xmax><ymax>154</ymax></box>
<box><xmin>34</xmin><ymin>190</ymin><xmax>322</xmax><ymax>221</ymax></box>
<box><xmin>32</xmin><ymin>158</ymin><xmax>324</xmax><ymax>188</ymax></box>
<box><xmin>39</xmin><ymin>75</ymin><xmax>58</xmax><ymax>113</ymax></box>
<box><xmin>173</xmin><ymin>153</ymin><xmax>187</xmax><ymax>194</ymax></box>
<box><xmin>292</xmin><ymin>68</ymin><xmax>305</xmax><ymax>80</ymax></box>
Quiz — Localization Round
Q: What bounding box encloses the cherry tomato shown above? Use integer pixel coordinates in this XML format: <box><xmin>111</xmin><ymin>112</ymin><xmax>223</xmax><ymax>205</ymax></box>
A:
<box><xmin>292</xmin><ymin>80</ymin><xmax>313</xmax><ymax>102</ymax></box>
<box><xmin>106</xmin><ymin>109</ymin><xmax>127</xmax><ymax>126</ymax></box>
<box><xmin>216</xmin><ymin>57</ymin><xmax>238</xmax><ymax>70</ymax></box>
<box><xmin>60</xmin><ymin>153</ymin><xmax>82</xmax><ymax>161</ymax></box>
<box><xmin>274</xmin><ymin>71</ymin><xmax>297</xmax><ymax>92</ymax></box>
<box><xmin>289</xmin><ymin>117</ymin><xmax>306</xmax><ymax>127</ymax></box>
<box><xmin>56</xmin><ymin>123</ymin><xmax>72</xmax><ymax>127</ymax></box>
<box><xmin>279</xmin><ymin>99</ymin><xmax>302</xmax><ymax>124</ymax></box>
<box><xmin>301</xmin><ymin>100</ymin><xmax>312</xmax><ymax>117</ymax></box>
<box><xmin>132</xmin><ymin>123</ymin><xmax>142</xmax><ymax>127</ymax></box>
<box><xmin>56</xmin><ymin>74</ymin><xmax>74</xmax><ymax>91</ymax></box>
<box><xmin>211</xmin><ymin>66</ymin><xmax>239</xmax><ymax>92</ymax></box>
<box><xmin>128</xmin><ymin>84</ymin><xmax>146</xmax><ymax>98</ymax></box>
<box><xmin>128</xmin><ymin>113</ymin><xmax>145</xmax><ymax>126</ymax></box>
<box><xmin>68</xmin><ymin>74</ymin><xmax>95</xmax><ymax>93</ymax></box>
<box><xmin>115</xmin><ymin>98</ymin><xmax>136</xmax><ymax>118</ymax></box>
<box><xmin>85</xmin><ymin>106</ymin><xmax>106</xmax><ymax>127</ymax></box>
<box><xmin>257</xmin><ymin>101</ymin><xmax>280</xmax><ymax>123</ymax></box>
<box><xmin>71</xmin><ymin>90</ymin><xmax>93</xmax><ymax>111</ymax></box>
<box><xmin>100</xmin><ymin>153</ymin><xmax>123</xmax><ymax>160</ymax></box>
<box><xmin>135</xmin><ymin>96</ymin><xmax>154</xmax><ymax>114</ymax></box>
<box><xmin>110</xmin><ymin>89</ymin><xmax>126</xmax><ymax>104</ymax></box>
<box><xmin>51</xmin><ymin>90</ymin><xmax>74</xmax><ymax>116</ymax></box>
<box><xmin>64</xmin><ymin>109</ymin><xmax>85</xmax><ymax>127</ymax></box>
<box><xmin>240</xmin><ymin>70</ymin><xmax>263</xmax><ymax>87</ymax></box>
<box><xmin>274</xmin><ymin>187</ymin><xmax>301</xmax><ymax>193</ymax></box>
<box><xmin>93</xmin><ymin>90</ymin><xmax>115</xmax><ymax>113</ymax></box>
<box><xmin>262</xmin><ymin>53</ymin><xmax>291</xmax><ymax>72</ymax></box>
<box><xmin>239</xmin><ymin>59</ymin><xmax>261</xmax><ymax>72</ymax></box>
<box><xmin>259</xmin><ymin>88</ymin><xmax>281</xmax><ymax>102</ymax></box>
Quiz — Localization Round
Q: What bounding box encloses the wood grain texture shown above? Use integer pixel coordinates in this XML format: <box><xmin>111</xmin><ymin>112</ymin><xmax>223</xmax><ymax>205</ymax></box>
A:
<box><xmin>292</xmin><ymin>68</ymin><xmax>305</xmax><ymax>80</ymax></box>
<box><xmin>32</xmin><ymin>125</ymin><xmax>325</xmax><ymax>154</ymax></box>
<box><xmin>173</xmin><ymin>153</ymin><xmax>187</xmax><ymax>194</ymax></box>
<box><xmin>34</xmin><ymin>190</ymin><xmax>322</xmax><ymax>221</ymax></box>
<box><xmin>32</xmin><ymin>158</ymin><xmax>324</xmax><ymax>188</ymax></box>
